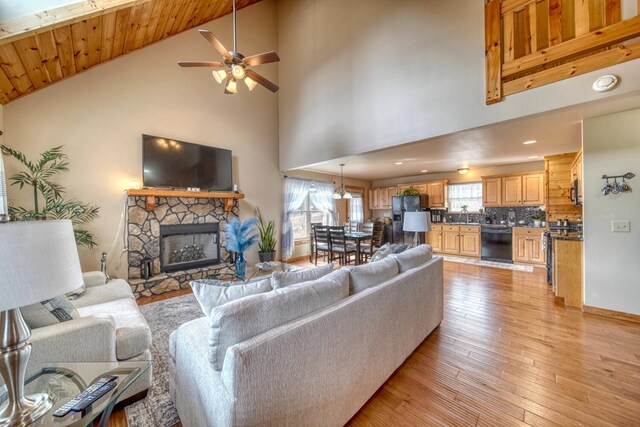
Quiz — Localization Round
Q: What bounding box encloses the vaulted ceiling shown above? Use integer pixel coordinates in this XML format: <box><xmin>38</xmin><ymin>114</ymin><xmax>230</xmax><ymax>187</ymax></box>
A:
<box><xmin>0</xmin><ymin>0</ymin><xmax>262</xmax><ymax>104</ymax></box>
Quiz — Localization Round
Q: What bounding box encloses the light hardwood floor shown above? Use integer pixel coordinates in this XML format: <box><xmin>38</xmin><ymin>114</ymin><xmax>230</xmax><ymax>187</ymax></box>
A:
<box><xmin>108</xmin><ymin>261</ymin><xmax>640</xmax><ymax>426</ymax></box>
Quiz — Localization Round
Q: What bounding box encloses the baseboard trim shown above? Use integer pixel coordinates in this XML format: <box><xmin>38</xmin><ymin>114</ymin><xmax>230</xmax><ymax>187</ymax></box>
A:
<box><xmin>583</xmin><ymin>305</ymin><xmax>640</xmax><ymax>324</ymax></box>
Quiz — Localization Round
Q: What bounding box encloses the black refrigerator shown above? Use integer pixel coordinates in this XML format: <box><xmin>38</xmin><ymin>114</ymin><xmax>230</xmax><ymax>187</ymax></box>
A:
<box><xmin>392</xmin><ymin>195</ymin><xmax>429</xmax><ymax>245</ymax></box>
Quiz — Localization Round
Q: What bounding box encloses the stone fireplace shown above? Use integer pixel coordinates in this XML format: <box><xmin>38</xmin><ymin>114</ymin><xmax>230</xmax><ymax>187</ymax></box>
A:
<box><xmin>127</xmin><ymin>196</ymin><xmax>237</xmax><ymax>298</ymax></box>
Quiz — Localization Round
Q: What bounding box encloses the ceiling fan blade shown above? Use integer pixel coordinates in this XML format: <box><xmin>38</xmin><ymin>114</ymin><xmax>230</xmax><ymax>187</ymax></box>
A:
<box><xmin>246</xmin><ymin>70</ymin><xmax>279</xmax><ymax>93</ymax></box>
<box><xmin>198</xmin><ymin>29</ymin><xmax>231</xmax><ymax>58</ymax></box>
<box><xmin>178</xmin><ymin>61</ymin><xmax>226</xmax><ymax>67</ymax></box>
<box><xmin>244</xmin><ymin>51</ymin><xmax>280</xmax><ymax>67</ymax></box>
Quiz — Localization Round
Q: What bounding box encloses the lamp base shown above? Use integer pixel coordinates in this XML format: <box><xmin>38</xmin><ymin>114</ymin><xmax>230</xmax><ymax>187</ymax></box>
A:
<box><xmin>0</xmin><ymin>309</ymin><xmax>52</xmax><ymax>427</ymax></box>
<box><xmin>0</xmin><ymin>394</ymin><xmax>52</xmax><ymax>427</ymax></box>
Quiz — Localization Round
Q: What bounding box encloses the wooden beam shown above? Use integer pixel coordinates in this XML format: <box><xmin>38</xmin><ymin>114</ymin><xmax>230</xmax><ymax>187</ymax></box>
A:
<box><xmin>503</xmin><ymin>40</ymin><xmax>640</xmax><ymax>96</ymax></box>
<box><xmin>0</xmin><ymin>0</ymin><xmax>152</xmax><ymax>46</ymax></box>
<box><xmin>503</xmin><ymin>14</ymin><xmax>640</xmax><ymax>76</ymax></box>
<box><xmin>501</xmin><ymin>0</ymin><xmax>536</xmax><ymax>15</ymax></box>
<box><xmin>485</xmin><ymin>0</ymin><xmax>502</xmax><ymax>104</ymax></box>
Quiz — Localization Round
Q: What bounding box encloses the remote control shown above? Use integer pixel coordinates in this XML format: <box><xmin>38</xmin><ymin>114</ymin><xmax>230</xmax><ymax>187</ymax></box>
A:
<box><xmin>52</xmin><ymin>376</ymin><xmax>118</xmax><ymax>418</ymax></box>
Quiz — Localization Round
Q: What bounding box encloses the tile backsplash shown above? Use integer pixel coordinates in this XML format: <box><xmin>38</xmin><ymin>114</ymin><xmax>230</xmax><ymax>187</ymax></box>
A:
<box><xmin>439</xmin><ymin>207</ymin><xmax>546</xmax><ymax>225</ymax></box>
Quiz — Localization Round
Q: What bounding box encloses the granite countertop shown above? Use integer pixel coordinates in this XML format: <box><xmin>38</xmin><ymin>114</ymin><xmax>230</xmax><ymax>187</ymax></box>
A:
<box><xmin>551</xmin><ymin>232</ymin><xmax>583</xmax><ymax>241</ymax></box>
<box><xmin>432</xmin><ymin>222</ymin><xmax>546</xmax><ymax>229</ymax></box>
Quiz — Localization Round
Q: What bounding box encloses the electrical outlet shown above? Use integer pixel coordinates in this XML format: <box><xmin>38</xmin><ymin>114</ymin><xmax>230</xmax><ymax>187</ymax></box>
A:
<box><xmin>611</xmin><ymin>220</ymin><xmax>631</xmax><ymax>232</ymax></box>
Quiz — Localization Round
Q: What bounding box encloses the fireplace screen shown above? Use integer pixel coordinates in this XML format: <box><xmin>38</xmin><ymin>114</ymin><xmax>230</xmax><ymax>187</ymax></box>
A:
<box><xmin>160</xmin><ymin>223</ymin><xmax>220</xmax><ymax>272</ymax></box>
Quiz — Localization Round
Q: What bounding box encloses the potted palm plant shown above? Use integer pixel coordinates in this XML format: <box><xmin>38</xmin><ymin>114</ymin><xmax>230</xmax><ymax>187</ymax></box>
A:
<box><xmin>256</xmin><ymin>208</ymin><xmax>277</xmax><ymax>262</ymax></box>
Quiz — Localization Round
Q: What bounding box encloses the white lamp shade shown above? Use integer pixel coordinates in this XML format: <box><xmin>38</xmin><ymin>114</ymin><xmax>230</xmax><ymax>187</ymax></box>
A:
<box><xmin>0</xmin><ymin>220</ymin><xmax>83</xmax><ymax>311</ymax></box>
<box><xmin>403</xmin><ymin>212</ymin><xmax>431</xmax><ymax>232</ymax></box>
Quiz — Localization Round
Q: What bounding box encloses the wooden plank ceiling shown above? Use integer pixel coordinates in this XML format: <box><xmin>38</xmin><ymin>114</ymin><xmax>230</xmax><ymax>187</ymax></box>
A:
<box><xmin>0</xmin><ymin>0</ymin><xmax>262</xmax><ymax>105</ymax></box>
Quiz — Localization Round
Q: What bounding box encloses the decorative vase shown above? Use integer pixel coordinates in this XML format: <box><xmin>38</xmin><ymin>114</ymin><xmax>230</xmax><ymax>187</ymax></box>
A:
<box><xmin>258</xmin><ymin>251</ymin><xmax>276</xmax><ymax>263</ymax></box>
<box><xmin>534</xmin><ymin>220</ymin><xmax>542</xmax><ymax>227</ymax></box>
<box><xmin>235</xmin><ymin>252</ymin><xmax>247</xmax><ymax>279</ymax></box>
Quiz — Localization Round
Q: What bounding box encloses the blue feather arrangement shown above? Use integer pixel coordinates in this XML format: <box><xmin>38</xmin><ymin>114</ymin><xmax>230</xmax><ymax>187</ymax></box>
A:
<box><xmin>224</xmin><ymin>217</ymin><xmax>259</xmax><ymax>254</ymax></box>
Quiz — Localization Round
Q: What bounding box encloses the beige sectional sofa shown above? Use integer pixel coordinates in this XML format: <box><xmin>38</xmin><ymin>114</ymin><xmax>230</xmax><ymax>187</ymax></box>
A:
<box><xmin>27</xmin><ymin>272</ymin><xmax>153</xmax><ymax>402</ymax></box>
<box><xmin>169</xmin><ymin>245</ymin><xmax>444</xmax><ymax>426</ymax></box>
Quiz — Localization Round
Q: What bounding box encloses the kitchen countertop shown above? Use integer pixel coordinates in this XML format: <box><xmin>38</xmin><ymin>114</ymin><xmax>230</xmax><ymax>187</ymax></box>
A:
<box><xmin>551</xmin><ymin>232</ymin><xmax>583</xmax><ymax>241</ymax></box>
<box><xmin>432</xmin><ymin>222</ymin><xmax>546</xmax><ymax>229</ymax></box>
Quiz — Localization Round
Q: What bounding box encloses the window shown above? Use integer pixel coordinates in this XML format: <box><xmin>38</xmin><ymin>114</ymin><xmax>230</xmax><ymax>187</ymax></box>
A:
<box><xmin>291</xmin><ymin>197</ymin><xmax>325</xmax><ymax>241</ymax></box>
<box><xmin>447</xmin><ymin>182</ymin><xmax>483</xmax><ymax>212</ymax></box>
<box><xmin>348</xmin><ymin>195</ymin><xmax>364</xmax><ymax>223</ymax></box>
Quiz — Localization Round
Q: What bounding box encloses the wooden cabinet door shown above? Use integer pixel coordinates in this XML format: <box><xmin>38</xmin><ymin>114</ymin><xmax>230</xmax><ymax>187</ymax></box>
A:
<box><xmin>427</xmin><ymin>231</ymin><xmax>443</xmax><ymax>252</ymax></box>
<box><xmin>483</xmin><ymin>178</ymin><xmax>502</xmax><ymax>206</ymax></box>
<box><xmin>428</xmin><ymin>182</ymin><xmax>445</xmax><ymax>207</ymax></box>
<box><xmin>369</xmin><ymin>189</ymin><xmax>379</xmax><ymax>209</ymax></box>
<box><xmin>388</xmin><ymin>186</ymin><xmax>398</xmax><ymax>201</ymax></box>
<box><xmin>414</xmin><ymin>184</ymin><xmax>428</xmax><ymax>195</ymax></box>
<box><xmin>502</xmin><ymin>176</ymin><xmax>522</xmax><ymax>206</ymax></box>
<box><xmin>443</xmin><ymin>231</ymin><xmax>460</xmax><ymax>254</ymax></box>
<box><xmin>460</xmin><ymin>232</ymin><xmax>480</xmax><ymax>257</ymax></box>
<box><xmin>522</xmin><ymin>173</ymin><xmax>545</xmax><ymax>206</ymax></box>
<box><xmin>513</xmin><ymin>234</ymin><xmax>529</xmax><ymax>262</ymax></box>
<box><xmin>377</xmin><ymin>187</ymin><xmax>389</xmax><ymax>209</ymax></box>
<box><xmin>528</xmin><ymin>234</ymin><xmax>545</xmax><ymax>264</ymax></box>
<box><xmin>397</xmin><ymin>184</ymin><xmax>410</xmax><ymax>194</ymax></box>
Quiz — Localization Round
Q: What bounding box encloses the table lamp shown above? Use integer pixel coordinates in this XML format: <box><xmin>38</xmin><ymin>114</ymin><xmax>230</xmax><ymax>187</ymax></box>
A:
<box><xmin>0</xmin><ymin>220</ymin><xmax>83</xmax><ymax>426</ymax></box>
<box><xmin>403</xmin><ymin>211</ymin><xmax>431</xmax><ymax>247</ymax></box>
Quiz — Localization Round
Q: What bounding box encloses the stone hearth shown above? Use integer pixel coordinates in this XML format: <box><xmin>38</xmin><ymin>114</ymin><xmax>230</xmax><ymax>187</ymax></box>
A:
<box><xmin>127</xmin><ymin>196</ymin><xmax>238</xmax><ymax>298</ymax></box>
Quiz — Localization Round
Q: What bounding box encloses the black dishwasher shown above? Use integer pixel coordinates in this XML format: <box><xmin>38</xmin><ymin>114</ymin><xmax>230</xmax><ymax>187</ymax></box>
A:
<box><xmin>481</xmin><ymin>225</ymin><xmax>513</xmax><ymax>263</ymax></box>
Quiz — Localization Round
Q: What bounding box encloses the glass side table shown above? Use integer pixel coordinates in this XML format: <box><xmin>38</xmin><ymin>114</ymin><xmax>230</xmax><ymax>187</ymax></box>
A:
<box><xmin>0</xmin><ymin>361</ymin><xmax>151</xmax><ymax>427</ymax></box>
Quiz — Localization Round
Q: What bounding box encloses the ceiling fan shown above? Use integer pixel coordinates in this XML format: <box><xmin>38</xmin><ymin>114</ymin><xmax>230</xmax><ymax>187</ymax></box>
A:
<box><xmin>177</xmin><ymin>0</ymin><xmax>280</xmax><ymax>94</ymax></box>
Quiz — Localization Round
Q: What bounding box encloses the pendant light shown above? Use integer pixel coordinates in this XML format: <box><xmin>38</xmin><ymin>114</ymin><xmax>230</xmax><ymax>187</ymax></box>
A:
<box><xmin>333</xmin><ymin>164</ymin><xmax>352</xmax><ymax>199</ymax></box>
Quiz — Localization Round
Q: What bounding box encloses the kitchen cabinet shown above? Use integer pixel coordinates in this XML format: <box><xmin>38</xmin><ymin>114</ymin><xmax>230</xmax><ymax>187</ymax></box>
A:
<box><xmin>426</xmin><ymin>225</ymin><xmax>443</xmax><ymax>252</ymax></box>
<box><xmin>459</xmin><ymin>226</ymin><xmax>481</xmax><ymax>257</ymax></box>
<box><xmin>482</xmin><ymin>177</ymin><xmax>502</xmax><ymax>207</ymax></box>
<box><xmin>522</xmin><ymin>173</ymin><xmax>545</xmax><ymax>206</ymax></box>
<box><xmin>502</xmin><ymin>176</ymin><xmax>522</xmax><ymax>205</ymax></box>
<box><xmin>553</xmin><ymin>239</ymin><xmax>583</xmax><ymax>308</ymax></box>
<box><xmin>436</xmin><ymin>225</ymin><xmax>480</xmax><ymax>257</ymax></box>
<box><xmin>427</xmin><ymin>181</ymin><xmax>447</xmax><ymax>208</ymax></box>
<box><xmin>398</xmin><ymin>183</ymin><xmax>427</xmax><ymax>195</ymax></box>
<box><xmin>482</xmin><ymin>172</ymin><xmax>545</xmax><ymax>207</ymax></box>
<box><xmin>369</xmin><ymin>186</ymin><xmax>397</xmax><ymax>210</ymax></box>
<box><xmin>512</xmin><ymin>228</ymin><xmax>546</xmax><ymax>265</ymax></box>
<box><xmin>368</xmin><ymin>188</ymin><xmax>379</xmax><ymax>210</ymax></box>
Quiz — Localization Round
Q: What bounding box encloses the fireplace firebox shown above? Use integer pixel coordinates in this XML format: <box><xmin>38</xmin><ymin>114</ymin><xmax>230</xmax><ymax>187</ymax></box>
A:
<box><xmin>159</xmin><ymin>223</ymin><xmax>220</xmax><ymax>273</ymax></box>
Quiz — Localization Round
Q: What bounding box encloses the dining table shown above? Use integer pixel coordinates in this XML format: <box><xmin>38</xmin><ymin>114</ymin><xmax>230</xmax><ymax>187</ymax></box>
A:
<box><xmin>344</xmin><ymin>231</ymin><xmax>373</xmax><ymax>265</ymax></box>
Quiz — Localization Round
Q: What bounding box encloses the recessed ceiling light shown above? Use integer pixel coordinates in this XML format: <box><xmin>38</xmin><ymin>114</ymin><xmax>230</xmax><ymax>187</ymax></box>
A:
<box><xmin>523</xmin><ymin>140</ymin><xmax>537</xmax><ymax>145</ymax></box>
<box><xmin>420</xmin><ymin>170</ymin><xmax>428</xmax><ymax>173</ymax></box>
<box><xmin>528</xmin><ymin>155</ymin><xmax>539</xmax><ymax>159</ymax></box>
<box><xmin>592</xmin><ymin>74</ymin><xmax>619</xmax><ymax>92</ymax></box>
<box><xmin>395</xmin><ymin>162</ymin><xmax>403</xmax><ymax>165</ymax></box>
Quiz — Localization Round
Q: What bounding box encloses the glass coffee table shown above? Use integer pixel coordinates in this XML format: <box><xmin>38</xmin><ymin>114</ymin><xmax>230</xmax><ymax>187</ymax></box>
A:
<box><xmin>0</xmin><ymin>361</ymin><xmax>151</xmax><ymax>427</ymax></box>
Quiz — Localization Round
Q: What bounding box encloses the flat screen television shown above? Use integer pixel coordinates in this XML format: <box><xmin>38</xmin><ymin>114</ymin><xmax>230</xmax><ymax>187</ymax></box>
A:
<box><xmin>142</xmin><ymin>134</ymin><xmax>233</xmax><ymax>191</ymax></box>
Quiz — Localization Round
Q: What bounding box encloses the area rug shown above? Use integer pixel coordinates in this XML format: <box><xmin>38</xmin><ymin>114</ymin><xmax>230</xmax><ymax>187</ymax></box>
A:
<box><xmin>125</xmin><ymin>293</ymin><xmax>201</xmax><ymax>427</ymax></box>
<box><xmin>441</xmin><ymin>255</ymin><xmax>535</xmax><ymax>272</ymax></box>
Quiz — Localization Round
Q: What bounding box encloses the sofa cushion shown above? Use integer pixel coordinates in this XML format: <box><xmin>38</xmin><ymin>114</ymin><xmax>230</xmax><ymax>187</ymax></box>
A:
<box><xmin>71</xmin><ymin>279</ymin><xmax>134</xmax><ymax>309</ymax></box>
<box><xmin>271</xmin><ymin>263</ymin><xmax>333</xmax><ymax>290</ymax></box>
<box><xmin>208</xmin><ymin>269</ymin><xmax>349</xmax><ymax>370</ymax></box>
<box><xmin>343</xmin><ymin>257</ymin><xmax>399</xmax><ymax>294</ymax></box>
<box><xmin>392</xmin><ymin>244</ymin><xmax>433</xmax><ymax>273</ymax></box>
<box><xmin>190</xmin><ymin>278</ymin><xmax>272</xmax><ymax>316</ymax></box>
<box><xmin>21</xmin><ymin>296</ymin><xmax>80</xmax><ymax>329</ymax></box>
<box><xmin>77</xmin><ymin>298</ymin><xmax>151</xmax><ymax>360</ymax></box>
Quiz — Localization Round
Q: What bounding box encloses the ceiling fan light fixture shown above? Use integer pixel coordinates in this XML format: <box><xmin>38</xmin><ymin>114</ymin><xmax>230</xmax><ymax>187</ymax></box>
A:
<box><xmin>225</xmin><ymin>78</ymin><xmax>238</xmax><ymax>94</ymax></box>
<box><xmin>212</xmin><ymin>70</ymin><xmax>227</xmax><ymax>84</ymax></box>
<box><xmin>231</xmin><ymin>64</ymin><xmax>246</xmax><ymax>79</ymax></box>
<box><xmin>244</xmin><ymin>76</ymin><xmax>257</xmax><ymax>91</ymax></box>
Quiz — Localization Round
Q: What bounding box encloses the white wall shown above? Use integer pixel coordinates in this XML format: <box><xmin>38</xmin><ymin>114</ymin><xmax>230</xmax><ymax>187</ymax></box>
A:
<box><xmin>2</xmin><ymin>0</ymin><xmax>281</xmax><ymax>278</ymax></box>
<box><xmin>277</xmin><ymin>0</ymin><xmax>640</xmax><ymax>171</ymax></box>
<box><xmin>583</xmin><ymin>108</ymin><xmax>640</xmax><ymax>315</ymax></box>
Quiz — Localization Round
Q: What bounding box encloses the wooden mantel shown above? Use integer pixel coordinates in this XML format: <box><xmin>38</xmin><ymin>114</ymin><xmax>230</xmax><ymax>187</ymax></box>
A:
<box><xmin>127</xmin><ymin>188</ymin><xmax>244</xmax><ymax>212</ymax></box>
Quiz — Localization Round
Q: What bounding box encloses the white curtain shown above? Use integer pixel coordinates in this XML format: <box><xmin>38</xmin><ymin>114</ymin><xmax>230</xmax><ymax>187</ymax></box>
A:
<box><xmin>0</xmin><ymin>154</ymin><xmax>7</xmax><ymax>216</ymax></box>
<box><xmin>349</xmin><ymin>195</ymin><xmax>363</xmax><ymax>223</ymax></box>
<box><xmin>282</xmin><ymin>178</ymin><xmax>310</xmax><ymax>260</ymax></box>
<box><xmin>447</xmin><ymin>182</ymin><xmax>483</xmax><ymax>212</ymax></box>
<box><xmin>309</xmin><ymin>180</ymin><xmax>337</xmax><ymax>226</ymax></box>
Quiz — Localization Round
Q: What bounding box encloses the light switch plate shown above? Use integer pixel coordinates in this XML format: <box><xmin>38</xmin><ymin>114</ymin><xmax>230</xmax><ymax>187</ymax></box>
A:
<box><xmin>611</xmin><ymin>220</ymin><xmax>631</xmax><ymax>232</ymax></box>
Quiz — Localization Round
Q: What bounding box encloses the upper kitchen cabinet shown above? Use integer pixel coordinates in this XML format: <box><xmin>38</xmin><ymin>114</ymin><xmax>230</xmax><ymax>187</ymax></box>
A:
<box><xmin>369</xmin><ymin>186</ymin><xmax>397</xmax><ymax>210</ymax></box>
<box><xmin>427</xmin><ymin>181</ymin><xmax>447</xmax><ymax>208</ymax></box>
<box><xmin>482</xmin><ymin>173</ymin><xmax>545</xmax><ymax>207</ymax></box>
<box><xmin>398</xmin><ymin>183</ymin><xmax>428</xmax><ymax>195</ymax></box>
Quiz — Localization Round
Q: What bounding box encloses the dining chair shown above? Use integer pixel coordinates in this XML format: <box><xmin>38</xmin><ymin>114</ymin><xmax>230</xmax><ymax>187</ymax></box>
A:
<box><xmin>347</xmin><ymin>221</ymin><xmax>361</xmax><ymax>233</ymax></box>
<box><xmin>328</xmin><ymin>226</ymin><xmax>357</xmax><ymax>265</ymax></box>
<box><xmin>312</xmin><ymin>225</ymin><xmax>331</xmax><ymax>265</ymax></box>
<box><xmin>360</xmin><ymin>222</ymin><xmax>384</xmax><ymax>263</ymax></box>
<box><xmin>309</xmin><ymin>222</ymin><xmax>322</xmax><ymax>263</ymax></box>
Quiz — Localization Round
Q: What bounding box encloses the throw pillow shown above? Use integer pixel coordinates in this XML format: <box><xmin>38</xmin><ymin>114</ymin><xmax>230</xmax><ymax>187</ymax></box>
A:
<box><xmin>370</xmin><ymin>243</ymin><xmax>392</xmax><ymax>262</ymax></box>
<box><xmin>21</xmin><ymin>296</ymin><xmax>80</xmax><ymax>329</ymax></box>
<box><xmin>342</xmin><ymin>256</ymin><xmax>399</xmax><ymax>294</ymax></box>
<box><xmin>271</xmin><ymin>262</ymin><xmax>334</xmax><ymax>290</ymax></box>
<box><xmin>208</xmin><ymin>271</ymin><xmax>349</xmax><ymax>370</ymax></box>
<box><xmin>190</xmin><ymin>278</ymin><xmax>272</xmax><ymax>317</ymax></box>
<box><xmin>391</xmin><ymin>244</ymin><xmax>433</xmax><ymax>272</ymax></box>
